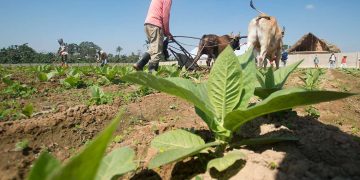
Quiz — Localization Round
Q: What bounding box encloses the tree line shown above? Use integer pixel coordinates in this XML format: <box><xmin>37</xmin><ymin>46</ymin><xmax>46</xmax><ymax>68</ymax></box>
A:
<box><xmin>0</xmin><ymin>42</ymin><xmax>142</xmax><ymax>64</ymax></box>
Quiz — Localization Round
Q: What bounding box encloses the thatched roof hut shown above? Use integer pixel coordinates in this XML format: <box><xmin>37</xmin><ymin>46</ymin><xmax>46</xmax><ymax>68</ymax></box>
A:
<box><xmin>288</xmin><ymin>33</ymin><xmax>341</xmax><ymax>54</ymax></box>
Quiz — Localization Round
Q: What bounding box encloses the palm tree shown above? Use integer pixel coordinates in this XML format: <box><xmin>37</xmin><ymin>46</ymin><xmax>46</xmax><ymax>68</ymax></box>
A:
<box><xmin>116</xmin><ymin>46</ymin><xmax>123</xmax><ymax>56</ymax></box>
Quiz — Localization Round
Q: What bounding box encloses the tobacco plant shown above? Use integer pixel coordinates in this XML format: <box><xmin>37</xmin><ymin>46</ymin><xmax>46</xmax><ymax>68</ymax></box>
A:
<box><xmin>300</xmin><ymin>69</ymin><xmax>325</xmax><ymax>90</ymax></box>
<box><xmin>89</xmin><ymin>85</ymin><xmax>113</xmax><ymax>105</ymax></box>
<box><xmin>60</xmin><ymin>69</ymin><xmax>85</xmax><ymax>89</ymax></box>
<box><xmin>1</xmin><ymin>75</ymin><xmax>37</xmax><ymax>98</ymax></box>
<box><xmin>123</xmin><ymin>46</ymin><xmax>354</xmax><ymax>173</ymax></box>
<box><xmin>255</xmin><ymin>60</ymin><xmax>303</xmax><ymax>99</ymax></box>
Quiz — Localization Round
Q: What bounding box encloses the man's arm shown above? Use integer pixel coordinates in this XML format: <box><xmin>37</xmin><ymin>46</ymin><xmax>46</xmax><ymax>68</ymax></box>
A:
<box><xmin>162</xmin><ymin>0</ymin><xmax>172</xmax><ymax>37</ymax></box>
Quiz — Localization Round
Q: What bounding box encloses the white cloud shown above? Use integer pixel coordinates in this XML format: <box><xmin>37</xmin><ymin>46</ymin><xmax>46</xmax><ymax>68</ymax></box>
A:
<box><xmin>305</xmin><ymin>4</ymin><xmax>315</xmax><ymax>10</ymax></box>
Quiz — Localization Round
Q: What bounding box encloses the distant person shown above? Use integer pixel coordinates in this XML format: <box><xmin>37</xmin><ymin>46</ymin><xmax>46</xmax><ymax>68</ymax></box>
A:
<box><xmin>340</xmin><ymin>56</ymin><xmax>347</xmax><ymax>68</ymax></box>
<box><xmin>358</xmin><ymin>57</ymin><xmax>360</xmax><ymax>69</ymax></box>
<box><xmin>133</xmin><ymin>0</ymin><xmax>173</xmax><ymax>73</ymax></box>
<box><xmin>97</xmin><ymin>50</ymin><xmax>108</xmax><ymax>67</ymax></box>
<box><xmin>57</xmin><ymin>39</ymin><xmax>68</xmax><ymax>67</ymax></box>
<box><xmin>281</xmin><ymin>50</ymin><xmax>288</xmax><ymax>67</ymax></box>
<box><xmin>329</xmin><ymin>53</ymin><xmax>337</xmax><ymax>69</ymax></box>
<box><xmin>314</xmin><ymin>55</ymin><xmax>320</xmax><ymax>68</ymax></box>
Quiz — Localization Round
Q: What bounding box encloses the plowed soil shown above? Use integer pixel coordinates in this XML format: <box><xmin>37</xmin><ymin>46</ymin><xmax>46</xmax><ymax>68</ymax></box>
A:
<box><xmin>0</xmin><ymin>68</ymin><xmax>359</xmax><ymax>180</ymax></box>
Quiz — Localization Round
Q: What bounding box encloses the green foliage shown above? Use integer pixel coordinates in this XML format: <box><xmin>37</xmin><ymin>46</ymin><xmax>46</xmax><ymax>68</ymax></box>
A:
<box><xmin>15</xmin><ymin>139</ymin><xmax>29</xmax><ymax>151</ymax></box>
<box><xmin>117</xmin><ymin>66</ymin><xmax>134</xmax><ymax>77</ymax></box>
<box><xmin>0</xmin><ymin>108</ymin><xmax>12</xmax><ymax>120</ymax></box>
<box><xmin>255</xmin><ymin>60</ymin><xmax>303</xmax><ymax>99</ymax></box>
<box><xmin>1</xmin><ymin>76</ymin><xmax>37</xmax><ymax>98</ymax></box>
<box><xmin>95</xmin><ymin>66</ymin><xmax>123</xmax><ymax>84</ymax></box>
<box><xmin>207</xmin><ymin>150</ymin><xmax>246</xmax><ymax>172</ymax></box>
<box><xmin>156</xmin><ymin>65</ymin><xmax>181</xmax><ymax>78</ymax></box>
<box><xmin>36</xmin><ymin>65</ymin><xmax>52</xmax><ymax>73</ymax></box>
<box><xmin>38</xmin><ymin>72</ymin><xmax>56</xmax><ymax>82</ymax></box>
<box><xmin>149</xmin><ymin>129</ymin><xmax>221</xmax><ymax>169</ymax></box>
<box><xmin>0</xmin><ymin>100</ymin><xmax>23</xmax><ymax>121</ymax></box>
<box><xmin>95</xmin><ymin>147</ymin><xmax>137</xmax><ymax>180</ymax></box>
<box><xmin>53</xmin><ymin>66</ymin><xmax>66</xmax><ymax>76</ymax></box>
<box><xmin>27</xmin><ymin>152</ymin><xmax>61</xmax><ymax>180</ymax></box>
<box><xmin>224</xmin><ymin>89</ymin><xmax>353</xmax><ymax>132</ymax></box>
<box><xmin>22</xmin><ymin>103</ymin><xmax>34</xmax><ymax>118</ymax></box>
<box><xmin>300</xmin><ymin>69</ymin><xmax>325</xmax><ymax>90</ymax></box>
<box><xmin>124</xmin><ymin>46</ymin><xmax>355</xmax><ymax>174</ymax></box>
<box><xmin>60</xmin><ymin>70</ymin><xmax>85</xmax><ymax>89</ymax></box>
<box><xmin>268</xmin><ymin>162</ymin><xmax>278</xmax><ymax>170</ymax></box>
<box><xmin>2</xmin><ymin>74</ymin><xmax>14</xmax><ymax>85</ymax></box>
<box><xmin>305</xmin><ymin>106</ymin><xmax>320</xmax><ymax>118</ymax></box>
<box><xmin>89</xmin><ymin>85</ymin><xmax>113</xmax><ymax>105</ymax></box>
<box><xmin>28</xmin><ymin>110</ymin><xmax>137</xmax><ymax>180</ymax></box>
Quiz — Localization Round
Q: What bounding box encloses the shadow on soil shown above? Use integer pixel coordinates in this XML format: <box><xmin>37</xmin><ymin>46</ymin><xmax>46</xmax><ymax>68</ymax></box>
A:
<box><xmin>132</xmin><ymin>111</ymin><xmax>360</xmax><ymax>179</ymax></box>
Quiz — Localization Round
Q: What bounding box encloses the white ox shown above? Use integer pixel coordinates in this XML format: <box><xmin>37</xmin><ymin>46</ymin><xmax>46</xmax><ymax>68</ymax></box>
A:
<box><xmin>247</xmin><ymin>0</ymin><xmax>284</xmax><ymax>69</ymax></box>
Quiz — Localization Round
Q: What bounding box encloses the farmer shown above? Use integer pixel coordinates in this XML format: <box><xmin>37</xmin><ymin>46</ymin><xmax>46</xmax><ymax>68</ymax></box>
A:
<box><xmin>133</xmin><ymin>0</ymin><xmax>173</xmax><ymax>73</ymax></box>
<box><xmin>340</xmin><ymin>56</ymin><xmax>347</xmax><ymax>68</ymax></box>
<box><xmin>97</xmin><ymin>50</ymin><xmax>108</xmax><ymax>67</ymax></box>
<box><xmin>329</xmin><ymin>53</ymin><xmax>337</xmax><ymax>69</ymax></box>
<box><xmin>281</xmin><ymin>50</ymin><xmax>288</xmax><ymax>67</ymax></box>
<box><xmin>313</xmin><ymin>55</ymin><xmax>320</xmax><ymax>68</ymax></box>
<box><xmin>57</xmin><ymin>39</ymin><xmax>68</xmax><ymax>67</ymax></box>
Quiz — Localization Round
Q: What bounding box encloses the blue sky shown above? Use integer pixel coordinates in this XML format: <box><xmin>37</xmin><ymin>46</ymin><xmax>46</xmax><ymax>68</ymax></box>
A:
<box><xmin>0</xmin><ymin>0</ymin><xmax>359</xmax><ymax>54</ymax></box>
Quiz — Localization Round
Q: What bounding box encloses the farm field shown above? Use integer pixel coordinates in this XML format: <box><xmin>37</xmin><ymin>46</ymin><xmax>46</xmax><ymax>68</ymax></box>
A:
<box><xmin>0</xmin><ymin>64</ymin><xmax>360</xmax><ymax>180</ymax></box>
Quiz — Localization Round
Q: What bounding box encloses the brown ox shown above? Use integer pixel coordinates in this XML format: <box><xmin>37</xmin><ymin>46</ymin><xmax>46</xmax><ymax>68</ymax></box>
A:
<box><xmin>247</xmin><ymin>0</ymin><xmax>284</xmax><ymax>69</ymax></box>
<box><xmin>193</xmin><ymin>34</ymin><xmax>241</xmax><ymax>68</ymax></box>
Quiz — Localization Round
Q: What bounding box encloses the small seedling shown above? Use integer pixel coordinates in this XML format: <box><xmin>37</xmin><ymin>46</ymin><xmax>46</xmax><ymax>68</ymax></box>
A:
<box><xmin>268</xmin><ymin>162</ymin><xmax>278</xmax><ymax>170</ymax></box>
<box><xmin>113</xmin><ymin>135</ymin><xmax>124</xmax><ymax>143</ymax></box>
<box><xmin>22</xmin><ymin>103</ymin><xmax>34</xmax><ymax>118</ymax></box>
<box><xmin>305</xmin><ymin>106</ymin><xmax>320</xmax><ymax>118</ymax></box>
<box><xmin>15</xmin><ymin>139</ymin><xmax>29</xmax><ymax>152</ymax></box>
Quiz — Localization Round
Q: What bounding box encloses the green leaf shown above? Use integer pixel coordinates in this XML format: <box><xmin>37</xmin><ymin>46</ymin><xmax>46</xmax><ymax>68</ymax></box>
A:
<box><xmin>195</xmin><ymin>107</ymin><xmax>231</xmax><ymax>141</ymax></box>
<box><xmin>149</xmin><ymin>141</ymin><xmax>220</xmax><ymax>169</ymax></box>
<box><xmin>95</xmin><ymin>147</ymin><xmax>137</xmax><ymax>180</ymax></box>
<box><xmin>207</xmin><ymin>46</ymin><xmax>242</xmax><ymax>121</ymax></box>
<box><xmin>254</xmin><ymin>87</ymin><xmax>281</xmax><ymax>100</ymax></box>
<box><xmin>256</xmin><ymin>71</ymin><xmax>266</xmax><ymax>88</ymax></box>
<box><xmin>149</xmin><ymin>129</ymin><xmax>221</xmax><ymax>169</ymax></box>
<box><xmin>38</xmin><ymin>72</ymin><xmax>56</xmax><ymax>82</ymax></box>
<box><xmin>207</xmin><ymin>150</ymin><xmax>246</xmax><ymax>172</ymax></box>
<box><xmin>48</xmin><ymin>110</ymin><xmax>124</xmax><ymax>180</ymax></box>
<box><xmin>122</xmin><ymin>73</ymin><xmax>213</xmax><ymax>117</ymax></box>
<box><xmin>224</xmin><ymin>88</ymin><xmax>355</xmax><ymax>131</ymax></box>
<box><xmin>38</xmin><ymin>73</ymin><xmax>48</xmax><ymax>82</ymax></box>
<box><xmin>22</xmin><ymin>104</ymin><xmax>34</xmax><ymax>118</ymax></box>
<box><xmin>236</xmin><ymin>48</ymin><xmax>257</xmax><ymax>110</ymax></box>
<box><xmin>27</xmin><ymin>152</ymin><xmax>61</xmax><ymax>180</ymax></box>
<box><xmin>265</xmin><ymin>68</ymin><xmax>275</xmax><ymax>88</ymax></box>
<box><xmin>2</xmin><ymin>75</ymin><xmax>14</xmax><ymax>86</ymax></box>
<box><xmin>15</xmin><ymin>139</ymin><xmax>29</xmax><ymax>151</ymax></box>
<box><xmin>273</xmin><ymin>60</ymin><xmax>303</xmax><ymax>88</ymax></box>
<box><xmin>151</xmin><ymin>129</ymin><xmax>205</xmax><ymax>152</ymax></box>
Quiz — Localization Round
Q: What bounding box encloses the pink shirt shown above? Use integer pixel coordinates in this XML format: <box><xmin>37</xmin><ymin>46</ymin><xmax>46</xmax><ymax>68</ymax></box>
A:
<box><xmin>145</xmin><ymin>0</ymin><xmax>172</xmax><ymax>36</ymax></box>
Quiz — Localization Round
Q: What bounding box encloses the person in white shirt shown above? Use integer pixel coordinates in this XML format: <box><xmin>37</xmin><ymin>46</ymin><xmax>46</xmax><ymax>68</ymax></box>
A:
<box><xmin>57</xmin><ymin>39</ymin><xmax>68</xmax><ymax>67</ymax></box>
<box><xmin>328</xmin><ymin>53</ymin><xmax>336</xmax><ymax>69</ymax></box>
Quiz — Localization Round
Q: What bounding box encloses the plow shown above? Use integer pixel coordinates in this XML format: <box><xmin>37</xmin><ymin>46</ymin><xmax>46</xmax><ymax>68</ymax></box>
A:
<box><xmin>163</xmin><ymin>35</ymin><xmax>248</xmax><ymax>71</ymax></box>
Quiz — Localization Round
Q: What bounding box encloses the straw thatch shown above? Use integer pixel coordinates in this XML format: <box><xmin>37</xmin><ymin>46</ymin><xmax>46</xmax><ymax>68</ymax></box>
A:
<box><xmin>288</xmin><ymin>33</ymin><xmax>341</xmax><ymax>54</ymax></box>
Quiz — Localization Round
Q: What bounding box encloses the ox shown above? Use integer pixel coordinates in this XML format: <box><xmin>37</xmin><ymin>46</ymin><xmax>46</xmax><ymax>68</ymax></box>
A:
<box><xmin>193</xmin><ymin>34</ymin><xmax>242</xmax><ymax>68</ymax></box>
<box><xmin>247</xmin><ymin>0</ymin><xmax>285</xmax><ymax>69</ymax></box>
